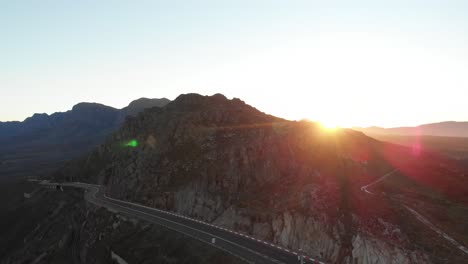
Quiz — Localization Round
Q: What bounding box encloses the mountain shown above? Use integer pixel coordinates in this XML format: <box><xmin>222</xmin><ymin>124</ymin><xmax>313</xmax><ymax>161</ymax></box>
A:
<box><xmin>0</xmin><ymin>180</ymin><xmax>241</xmax><ymax>264</ymax></box>
<box><xmin>0</xmin><ymin>98</ymin><xmax>170</xmax><ymax>178</ymax></box>
<box><xmin>357</xmin><ymin>134</ymin><xmax>468</xmax><ymax>161</ymax></box>
<box><xmin>354</xmin><ymin>121</ymin><xmax>468</xmax><ymax>137</ymax></box>
<box><xmin>48</xmin><ymin>93</ymin><xmax>467</xmax><ymax>263</ymax></box>
<box><xmin>121</xmin><ymin>97</ymin><xmax>170</xmax><ymax>117</ymax></box>
<box><xmin>0</xmin><ymin>97</ymin><xmax>239</xmax><ymax>263</ymax></box>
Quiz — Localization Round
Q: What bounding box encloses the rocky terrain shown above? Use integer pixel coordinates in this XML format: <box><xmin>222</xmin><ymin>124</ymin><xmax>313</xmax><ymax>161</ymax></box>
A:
<box><xmin>51</xmin><ymin>93</ymin><xmax>468</xmax><ymax>263</ymax></box>
<box><xmin>0</xmin><ymin>182</ymin><xmax>240</xmax><ymax>264</ymax></box>
<box><xmin>0</xmin><ymin>97</ymin><xmax>169</xmax><ymax>178</ymax></box>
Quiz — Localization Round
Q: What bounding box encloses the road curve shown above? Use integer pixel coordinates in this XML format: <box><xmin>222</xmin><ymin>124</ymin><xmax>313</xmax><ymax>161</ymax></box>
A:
<box><xmin>360</xmin><ymin>169</ymin><xmax>398</xmax><ymax>195</ymax></box>
<box><xmin>41</xmin><ymin>182</ymin><xmax>326</xmax><ymax>264</ymax></box>
<box><xmin>359</xmin><ymin>171</ymin><xmax>468</xmax><ymax>255</ymax></box>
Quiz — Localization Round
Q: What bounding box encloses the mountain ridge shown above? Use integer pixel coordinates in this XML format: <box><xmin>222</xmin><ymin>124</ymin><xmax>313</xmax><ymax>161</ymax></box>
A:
<box><xmin>52</xmin><ymin>93</ymin><xmax>468</xmax><ymax>263</ymax></box>
<box><xmin>354</xmin><ymin>121</ymin><xmax>468</xmax><ymax>137</ymax></box>
<box><xmin>0</xmin><ymin>97</ymin><xmax>170</xmax><ymax>178</ymax></box>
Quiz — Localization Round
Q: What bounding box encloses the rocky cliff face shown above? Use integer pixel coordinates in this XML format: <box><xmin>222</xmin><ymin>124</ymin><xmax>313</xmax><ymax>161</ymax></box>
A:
<box><xmin>54</xmin><ymin>93</ymin><xmax>466</xmax><ymax>263</ymax></box>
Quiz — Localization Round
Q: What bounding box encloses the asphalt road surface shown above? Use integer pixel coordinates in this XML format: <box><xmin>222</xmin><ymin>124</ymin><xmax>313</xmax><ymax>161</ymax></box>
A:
<box><xmin>41</xmin><ymin>181</ymin><xmax>326</xmax><ymax>264</ymax></box>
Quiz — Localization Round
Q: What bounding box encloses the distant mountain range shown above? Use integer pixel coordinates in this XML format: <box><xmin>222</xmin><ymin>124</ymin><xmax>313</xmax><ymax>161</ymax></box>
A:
<box><xmin>0</xmin><ymin>97</ymin><xmax>170</xmax><ymax>178</ymax></box>
<box><xmin>353</xmin><ymin>121</ymin><xmax>468</xmax><ymax>138</ymax></box>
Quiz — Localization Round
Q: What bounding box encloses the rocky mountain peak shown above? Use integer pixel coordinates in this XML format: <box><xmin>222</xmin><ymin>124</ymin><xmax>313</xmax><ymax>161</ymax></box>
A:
<box><xmin>136</xmin><ymin>93</ymin><xmax>283</xmax><ymax>130</ymax></box>
<box><xmin>127</xmin><ymin>97</ymin><xmax>170</xmax><ymax>108</ymax></box>
<box><xmin>123</xmin><ymin>97</ymin><xmax>170</xmax><ymax>117</ymax></box>
<box><xmin>71</xmin><ymin>102</ymin><xmax>117</xmax><ymax>113</ymax></box>
<box><xmin>24</xmin><ymin>113</ymin><xmax>49</xmax><ymax>122</ymax></box>
<box><xmin>168</xmin><ymin>93</ymin><xmax>238</xmax><ymax>109</ymax></box>
<box><xmin>165</xmin><ymin>93</ymin><xmax>262</xmax><ymax>119</ymax></box>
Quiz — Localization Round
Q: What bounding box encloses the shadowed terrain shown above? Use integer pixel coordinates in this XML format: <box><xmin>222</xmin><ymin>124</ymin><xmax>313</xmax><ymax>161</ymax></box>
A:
<box><xmin>0</xmin><ymin>181</ymin><xmax>242</xmax><ymax>264</ymax></box>
<box><xmin>0</xmin><ymin>98</ymin><xmax>169</xmax><ymax>179</ymax></box>
<box><xmin>47</xmin><ymin>93</ymin><xmax>467</xmax><ymax>263</ymax></box>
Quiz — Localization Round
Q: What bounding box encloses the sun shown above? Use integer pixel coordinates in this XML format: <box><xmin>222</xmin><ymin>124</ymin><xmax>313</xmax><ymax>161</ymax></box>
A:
<box><xmin>319</xmin><ymin>121</ymin><xmax>339</xmax><ymax>130</ymax></box>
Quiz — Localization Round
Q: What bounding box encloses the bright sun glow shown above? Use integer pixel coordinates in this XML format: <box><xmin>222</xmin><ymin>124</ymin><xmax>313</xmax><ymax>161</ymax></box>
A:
<box><xmin>319</xmin><ymin>121</ymin><xmax>339</xmax><ymax>130</ymax></box>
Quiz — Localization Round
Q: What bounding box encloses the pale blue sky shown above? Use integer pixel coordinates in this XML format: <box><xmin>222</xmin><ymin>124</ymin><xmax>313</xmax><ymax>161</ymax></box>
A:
<box><xmin>1</xmin><ymin>0</ymin><xmax>467</xmax><ymax>127</ymax></box>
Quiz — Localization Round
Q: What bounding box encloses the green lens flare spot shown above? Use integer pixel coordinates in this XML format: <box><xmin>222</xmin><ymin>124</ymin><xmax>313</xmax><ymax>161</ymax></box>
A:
<box><xmin>125</xmin><ymin>139</ymin><xmax>138</xmax><ymax>147</ymax></box>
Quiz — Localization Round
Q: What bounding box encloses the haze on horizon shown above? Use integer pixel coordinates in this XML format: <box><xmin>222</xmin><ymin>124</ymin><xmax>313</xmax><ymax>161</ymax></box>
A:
<box><xmin>1</xmin><ymin>1</ymin><xmax>467</xmax><ymax>128</ymax></box>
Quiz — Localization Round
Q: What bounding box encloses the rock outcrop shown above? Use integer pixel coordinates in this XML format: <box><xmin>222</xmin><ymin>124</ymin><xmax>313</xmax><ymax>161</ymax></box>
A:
<box><xmin>54</xmin><ymin>93</ymin><xmax>466</xmax><ymax>263</ymax></box>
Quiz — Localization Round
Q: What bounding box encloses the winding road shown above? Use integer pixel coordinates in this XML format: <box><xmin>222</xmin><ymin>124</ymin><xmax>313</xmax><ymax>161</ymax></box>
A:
<box><xmin>40</xmin><ymin>181</ymin><xmax>326</xmax><ymax>264</ymax></box>
<box><xmin>360</xmin><ymin>169</ymin><xmax>398</xmax><ymax>195</ymax></box>
<box><xmin>360</xmin><ymin>170</ymin><xmax>468</xmax><ymax>255</ymax></box>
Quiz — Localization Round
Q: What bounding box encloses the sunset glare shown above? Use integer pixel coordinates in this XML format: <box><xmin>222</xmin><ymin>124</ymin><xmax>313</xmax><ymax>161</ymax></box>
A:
<box><xmin>1</xmin><ymin>1</ymin><xmax>467</xmax><ymax>128</ymax></box>
<box><xmin>319</xmin><ymin>121</ymin><xmax>339</xmax><ymax>130</ymax></box>
<box><xmin>1</xmin><ymin>2</ymin><xmax>468</xmax><ymax>264</ymax></box>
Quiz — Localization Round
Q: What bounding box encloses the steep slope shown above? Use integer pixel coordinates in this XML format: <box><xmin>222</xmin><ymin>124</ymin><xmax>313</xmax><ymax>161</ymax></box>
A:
<box><xmin>0</xmin><ymin>98</ymin><xmax>170</xmax><ymax>178</ymax></box>
<box><xmin>354</xmin><ymin>121</ymin><xmax>468</xmax><ymax>138</ymax></box>
<box><xmin>53</xmin><ymin>93</ymin><xmax>468</xmax><ymax>263</ymax></box>
<box><xmin>0</xmin><ymin>182</ymin><xmax>241</xmax><ymax>264</ymax></box>
<box><xmin>357</xmin><ymin>134</ymin><xmax>468</xmax><ymax>160</ymax></box>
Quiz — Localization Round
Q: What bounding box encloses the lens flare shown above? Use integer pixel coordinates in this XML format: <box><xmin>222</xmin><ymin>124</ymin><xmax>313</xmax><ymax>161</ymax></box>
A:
<box><xmin>125</xmin><ymin>139</ymin><xmax>138</xmax><ymax>147</ymax></box>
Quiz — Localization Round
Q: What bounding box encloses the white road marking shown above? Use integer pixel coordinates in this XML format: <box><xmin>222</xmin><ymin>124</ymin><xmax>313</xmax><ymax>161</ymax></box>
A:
<box><xmin>88</xmin><ymin>186</ymin><xmax>285</xmax><ymax>263</ymax></box>
<box><xmin>56</xmin><ymin>182</ymin><xmax>327</xmax><ymax>263</ymax></box>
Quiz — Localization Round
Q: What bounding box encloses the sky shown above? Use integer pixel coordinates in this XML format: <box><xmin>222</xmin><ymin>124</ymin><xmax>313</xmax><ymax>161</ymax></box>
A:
<box><xmin>1</xmin><ymin>0</ymin><xmax>467</xmax><ymax>127</ymax></box>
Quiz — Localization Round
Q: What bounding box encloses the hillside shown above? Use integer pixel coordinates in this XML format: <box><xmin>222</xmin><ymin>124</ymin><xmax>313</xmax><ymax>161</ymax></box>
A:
<box><xmin>361</xmin><ymin>134</ymin><xmax>468</xmax><ymax>161</ymax></box>
<box><xmin>51</xmin><ymin>93</ymin><xmax>468</xmax><ymax>263</ymax></box>
<box><xmin>0</xmin><ymin>181</ymin><xmax>241</xmax><ymax>264</ymax></box>
<box><xmin>0</xmin><ymin>98</ymin><xmax>169</xmax><ymax>178</ymax></box>
<box><xmin>354</xmin><ymin>122</ymin><xmax>468</xmax><ymax>138</ymax></box>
